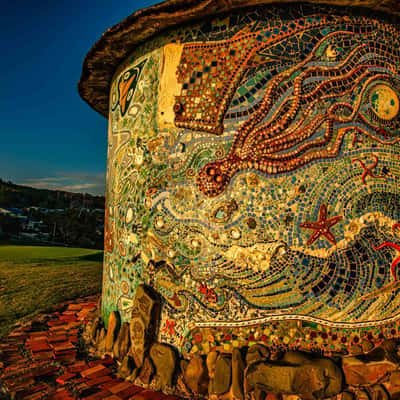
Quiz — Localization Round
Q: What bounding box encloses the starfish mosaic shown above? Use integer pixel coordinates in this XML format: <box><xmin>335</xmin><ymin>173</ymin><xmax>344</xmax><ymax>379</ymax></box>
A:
<box><xmin>300</xmin><ymin>204</ymin><xmax>342</xmax><ymax>246</ymax></box>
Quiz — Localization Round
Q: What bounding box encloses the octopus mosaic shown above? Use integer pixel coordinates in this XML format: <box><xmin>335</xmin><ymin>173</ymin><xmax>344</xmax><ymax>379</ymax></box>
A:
<box><xmin>103</xmin><ymin>4</ymin><xmax>400</xmax><ymax>356</ymax></box>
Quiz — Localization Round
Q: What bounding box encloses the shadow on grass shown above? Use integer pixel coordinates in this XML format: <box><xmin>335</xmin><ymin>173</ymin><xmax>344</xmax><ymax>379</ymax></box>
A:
<box><xmin>78</xmin><ymin>252</ymin><xmax>104</xmax><ymax>262</ymax></box>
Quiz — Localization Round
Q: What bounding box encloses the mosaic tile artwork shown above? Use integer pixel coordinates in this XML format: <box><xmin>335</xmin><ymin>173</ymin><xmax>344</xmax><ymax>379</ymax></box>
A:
<box><xmin>103</xmin><ymin>4</ymin><xmax>400</xmax><ymax>357</ymax></box>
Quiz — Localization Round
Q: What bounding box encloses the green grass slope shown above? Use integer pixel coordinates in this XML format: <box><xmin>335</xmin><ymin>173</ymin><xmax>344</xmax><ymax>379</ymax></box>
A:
<box><xmin>0</xmin><ymin>245</ymin><xmax>100</xmax><ymax>261</ymax></box>
<box><xmin>0</xmin><ymin>245</ymin><xmax>103</xmax><ymax>338</ymax></box>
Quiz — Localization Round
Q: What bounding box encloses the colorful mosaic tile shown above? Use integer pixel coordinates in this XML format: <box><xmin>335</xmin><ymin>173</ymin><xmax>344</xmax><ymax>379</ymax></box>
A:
<box><xmin>102</xmin><ymin>4</ymin><xmax>400</xmax><ymax>357</ymax></box>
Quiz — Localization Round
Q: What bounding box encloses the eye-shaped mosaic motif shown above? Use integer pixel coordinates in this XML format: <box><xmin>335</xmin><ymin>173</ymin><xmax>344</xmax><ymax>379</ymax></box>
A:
<box><xmin>112</xmin><ymin>59</ymin><xmax>147</xmax><ymax>116</ymax></box>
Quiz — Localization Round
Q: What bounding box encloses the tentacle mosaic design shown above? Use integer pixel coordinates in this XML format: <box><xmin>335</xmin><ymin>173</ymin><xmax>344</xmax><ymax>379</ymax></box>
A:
<box><xmin>175</xmin><ymin>19</ymin><xmax>400</xmax><ymax>196</ymax></box>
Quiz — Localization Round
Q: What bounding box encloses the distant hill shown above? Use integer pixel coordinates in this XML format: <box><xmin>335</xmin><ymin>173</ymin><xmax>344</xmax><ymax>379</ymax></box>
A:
<box><xmin>0</xmin><ymin>179</ymin><xmax>105</xmax><ymax>209</ymax></box>
<box><xmin>0</xmin><ymin>180</ymin><xmax>105</xmax><ymax>249</ymax></box>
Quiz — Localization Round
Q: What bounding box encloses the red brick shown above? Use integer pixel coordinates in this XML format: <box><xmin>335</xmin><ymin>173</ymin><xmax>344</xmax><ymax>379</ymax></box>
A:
<box><xmin>88</xmin><ymin>356</ymin><xmax>114</xmax><ymax>367</ymax></box>
<box><xmin>52</xmin><ymin>342</ymin><xmax>76</xmax><ymax>353</ymax></box>
<box><xmin>4</xmin><ymin>376</ymin><xmax>35</xmax><ymax>391</ymax></box>
<box><xmin>63</xmin><ymin>310</ymin><xmax>79</xmax><ymax>315</ymax></box>
<box><xmin>21</xmin><ymin>390</ymin><xmax>50</xmax><ymax>400</ymax></box>
<box><xmin>48</xmin><ymin>319</ymin><xmax>65</xmax><ymax>326</ymax></box>
<box><xmin>67</xmin><ymin>336</ymin><xmax>78</xmax><ymax>344</ymax></box>
<box><xmin>59</xmin><ymin>315</ymin><xmax>78</xmax><ymax>322</ymax></box>
<box><xmin>129</xmin><ymin>390</ymin><xmax>166</xmax><ymax>400</ymax></box>
<box><xmin>83</xmin><ymin>391</ymin><xmax>114</xmax><ymax>400</ymax></box>
<box><xmin>29</xmin><ymin>331</ymin><xmax>49</xmax><ymax>338</ymax></box>
<box><xmin>71</xmin><ymin>377</ymin><xmax>87</xmax><ymax>384</ymax></box>
<box><xmin>86</xmin><ymin>374</ymin><xmax>113</xmax><ymax>387</ymax></box>
<box><xmin>16</xmin><ymin>383</ymin><xmax>50</xmax><ymax>399</ymax></box>
<box><xmin>49</xmin><ymin>325</ymin><xmax>69</xmax><ymax>332</ymax></box>
<box><xmin>48</xmin><ymin>334</ymin><xmax>68</xmax><ymax>343</ymax></box>
<box><xmin>99</xmin><ymin>379</ymin><xmax>124</xmax><ymax>389</ymax></box>
<box><xmin>32</xmin><ymin>365</ymin><xmax>59</xmax><ymax>378</ymax></box>
<box><xmin>49</xmin><ymin>388</ymin><xmax>74</xmax><ymax>400</ymax></box>
<box><xmin>81</xmin><ymin>364</ymin><xmax>112</xmax><ymax>379</ymax></box>
<box><xmin>118</xmin><ymin>385</ymin><xmax>143</xmax><ymax>399</ymax></box>
<box><xmin>67</xmin><ymin>321</ymin><xmax>81</xmax><ymax>329</ymax></box>
<box><xmin>53</xmin><ymin>351</ymin><xmax>77</xmax><ymax>362</ymax></box>
<box><xmin>26</xmin><ymin>339</ymin><xmax>48</xmax><ymax>347</ymax></box>
<box><xmin>108</xmin><ymin>382</ymin><xmax>134</xmax><ymax>394</ymax></box>
<box><xmin>7</xmin><ymin>332</ymin><xmax>27</xmax><ymax>341</ymax></box>
<box><xmin>67</xmin><ymin>303</ymin><xmax>82</xmax><ymax>311</ymax></box>
<box><xmin>32</xmin><ymin>351</ymin><xmax>54</xmax><ymax>361</ymax></box>
<box><xmin>56</xmin><ymin>372</ymin><xmax>76</xmax><ymax>385</ymax></box>
<box><xmin>29</xmin><ymin>342</ymin><xmax>52</xmax><ymax>352</ymax></box>
<box><xmin>6</xmin><ymin>354</ymin><xmax>24</xmax><ymax>362</ymax></box>
<box><xmin>67</xmin><ymin>361</ymin><xmax>87</xmax><ymax>373</ymax></box>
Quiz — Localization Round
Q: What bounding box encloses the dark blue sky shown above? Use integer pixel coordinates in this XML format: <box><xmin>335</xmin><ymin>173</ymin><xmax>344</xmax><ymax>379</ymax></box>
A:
<box><xmin>1</xmin><ymin>0</ymin><xmax>160</xmax><ymax>195</ymax></box>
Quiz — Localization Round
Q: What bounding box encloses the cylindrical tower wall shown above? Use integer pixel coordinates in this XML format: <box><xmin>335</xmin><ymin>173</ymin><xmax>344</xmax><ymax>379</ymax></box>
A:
<box><xmin>102</xmin><ymin>3</ymin><xmax>400</xmax><ymax>359</ymax></box>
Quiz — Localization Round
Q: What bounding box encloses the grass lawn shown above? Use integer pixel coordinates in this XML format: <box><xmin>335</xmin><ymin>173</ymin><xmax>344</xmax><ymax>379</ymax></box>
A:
<box><xmin>0</xmin><ymin>245</ymin><xmax>103</xmax><ymax>338</ymax></box>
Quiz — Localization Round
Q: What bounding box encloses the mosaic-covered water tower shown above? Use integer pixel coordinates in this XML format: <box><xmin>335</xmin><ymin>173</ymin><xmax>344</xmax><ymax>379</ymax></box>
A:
<box><xmin>80</xmin><ymin>0</ymin><xmax>400</xmax><ymax>397</ymax></box>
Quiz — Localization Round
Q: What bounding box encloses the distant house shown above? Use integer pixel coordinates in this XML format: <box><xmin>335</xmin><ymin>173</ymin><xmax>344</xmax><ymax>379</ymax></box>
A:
<box><xmin>6</xmin><ymin>208</ymin><xmax>23</xmax><ymax>216</ymax></box>
<box><xmin>24</xmin><ymin>220</ymin><xmax>46</xmax><ymax>232</ymax></box>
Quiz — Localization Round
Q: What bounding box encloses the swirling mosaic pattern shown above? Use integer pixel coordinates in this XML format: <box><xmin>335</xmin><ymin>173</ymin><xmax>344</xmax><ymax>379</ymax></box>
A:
<box><xmin>103</xmin><ymin>4</ymin><xmax>400</xmax><ymax>355</ymax></box>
